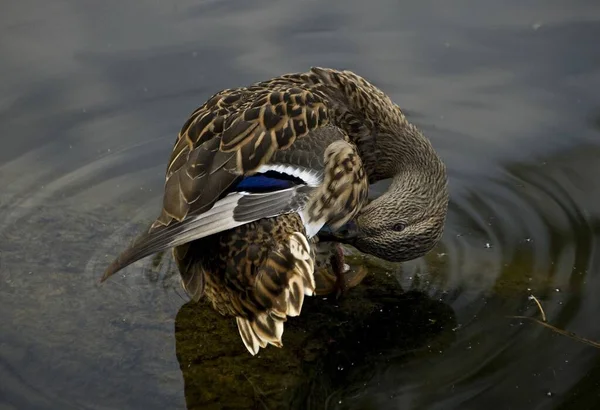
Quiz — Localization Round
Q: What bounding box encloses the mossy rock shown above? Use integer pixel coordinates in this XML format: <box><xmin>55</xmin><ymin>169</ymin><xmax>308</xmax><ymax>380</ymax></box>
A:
<box><xmin>174</xmin><ymin>256</ymin><xmax>457</xmax><ymax>409</ymax></box>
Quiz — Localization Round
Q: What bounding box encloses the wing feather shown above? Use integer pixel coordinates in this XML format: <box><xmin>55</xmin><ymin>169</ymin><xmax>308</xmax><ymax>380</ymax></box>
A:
<box><xmin>101</xmin><ymin>186</ymin><xmax>315</xmax><ymax>281</ymax></box>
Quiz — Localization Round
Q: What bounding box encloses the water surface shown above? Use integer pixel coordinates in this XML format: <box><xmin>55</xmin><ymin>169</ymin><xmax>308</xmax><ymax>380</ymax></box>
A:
<box><xmin>1</xmin><ymin>1</ymin><xmax>600</xmax><ymax>409</ymax></box>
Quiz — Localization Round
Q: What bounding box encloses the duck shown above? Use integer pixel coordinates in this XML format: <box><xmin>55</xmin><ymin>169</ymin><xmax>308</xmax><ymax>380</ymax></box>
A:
<box><xmin>101</xmin><ymin>67</ymin><xmax>449</xmax><ymax>355</ymax></box>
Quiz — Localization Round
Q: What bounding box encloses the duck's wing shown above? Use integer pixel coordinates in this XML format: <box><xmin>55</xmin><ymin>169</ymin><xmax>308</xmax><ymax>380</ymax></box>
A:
<box><xmin>155</xmin><ymin>84</ymin><xmax>330</xmax><ymax>227</ymax></box>
<box><xmin>103</xmin><ymin>186</ymin><xmax>312</xmax><ymax>281</ymax></box>
<box><xmin>102</xmin><ymin>82</ymin><xmax>338</xmax><ymax>281</ymax></box>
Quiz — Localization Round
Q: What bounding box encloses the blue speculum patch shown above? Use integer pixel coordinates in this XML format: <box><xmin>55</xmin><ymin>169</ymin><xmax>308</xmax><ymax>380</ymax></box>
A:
<box><xmin>233</xmin><ymin>171</ymin><xmax>305</xmax><ymax>193</ymax></box>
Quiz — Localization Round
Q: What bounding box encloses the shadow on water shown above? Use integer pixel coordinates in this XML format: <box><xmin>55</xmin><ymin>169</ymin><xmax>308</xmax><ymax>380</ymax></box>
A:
<box><xmin>174</xmin><ymin>258</ymin><xmax>456</xmax><ymax>409</ymax></box>
<box><xmin>2</xmin><ymin>1</ymin><xmax>600</xmax><ymax>409</ymax></box>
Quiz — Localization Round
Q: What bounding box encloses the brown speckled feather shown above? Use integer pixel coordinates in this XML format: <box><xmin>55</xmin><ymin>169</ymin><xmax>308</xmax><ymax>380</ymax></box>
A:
<box><xmin>154</xmin><ymin>83</ymin><xmax>331</xmax><ymax>229</ymax></box>
<box><xmin>174</xmin><ymin>214</ymin><xmax>315</xmax><ymax>354</ymax></box>
<box><xmin>304</xmin><ymin>140</ymin><xmax>368</xmax><ymax>231</ymax></box>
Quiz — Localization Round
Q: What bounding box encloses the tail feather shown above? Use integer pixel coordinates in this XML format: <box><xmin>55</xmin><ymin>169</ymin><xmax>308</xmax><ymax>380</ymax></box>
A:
<box><xmin>235</xmin><ymin>231</ymin><xmax>315</xmax><ymax>355</ymax></box>
<box><xmin>288</xmin><ymin>232</ymin><xmax>316</xmax><ymax>295</ymax></box>
<box><xmin>285</xmin><ymin>275</ymin><xmax>305</xmax><ymax>317</ymax></box>
<box><xmin>236</xmin><ymin>317</ymin><xmax>264</xmax><ymax>355</ymax></box>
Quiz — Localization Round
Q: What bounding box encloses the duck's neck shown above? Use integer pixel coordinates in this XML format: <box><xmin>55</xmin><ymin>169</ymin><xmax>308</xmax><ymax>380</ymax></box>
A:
<box><xmin>374</xmin><ymin>121</ymin><xmax>449</xmax><ymax>218</ymax></box>
<box><xmin>365</xmin><ymin>120</ymin><xmax>446</xmax><ymax>184</ymax></box>
<box><xmin>309</xmin><ymin>67</ymin><xmax>445</xmax><ymax>184</ymax></box>
<box><xmin>309</xmin><ymin>68</ymin><xmax>449</xmax><ymax>245</ymax></box>
<box><xmin>350</xmin><ymin>101</ymin><xmax>448</xmax><ymax>215</ymax></box>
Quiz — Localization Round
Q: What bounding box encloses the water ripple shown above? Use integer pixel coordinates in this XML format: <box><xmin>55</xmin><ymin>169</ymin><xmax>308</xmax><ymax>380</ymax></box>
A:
<box><xmin>1</xmin><ymin>1</ymin><xmax>600</xmax><ymax>408</ymax></box>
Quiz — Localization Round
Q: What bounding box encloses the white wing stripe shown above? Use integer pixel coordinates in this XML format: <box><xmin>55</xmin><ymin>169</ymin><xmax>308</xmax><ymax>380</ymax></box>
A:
<box><xmin>255</xmin><ymin>164</ymin><xmax>322</xmax><ymax>187</ymax></box>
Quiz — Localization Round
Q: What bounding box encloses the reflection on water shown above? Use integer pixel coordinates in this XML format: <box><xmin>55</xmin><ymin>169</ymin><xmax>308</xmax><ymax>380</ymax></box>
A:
<box><xmin>1</xmin><ymin>1</ymin><xmax>600</xmax><ymax>409</ymax></box>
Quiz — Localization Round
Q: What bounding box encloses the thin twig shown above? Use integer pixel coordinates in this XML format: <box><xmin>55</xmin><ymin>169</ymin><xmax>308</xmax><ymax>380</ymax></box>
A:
<box><xmin>528</xmin><ymin>294</ymin><xmax>546</xmax><ymax>322</ymax></box>
<box><xmin>508</xmin><ymin>293</ymin><xmax>600</xmax><ymax>349</ymax></box>
<box><xmin>508</xmin><ymin>316</ymin><xmax>600</xmax><ymax>349</ymax></box>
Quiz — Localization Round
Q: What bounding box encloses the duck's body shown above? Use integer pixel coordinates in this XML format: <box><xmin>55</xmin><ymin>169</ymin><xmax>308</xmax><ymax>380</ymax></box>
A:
<box><xmin>167</xmin><ymin>126</ymin><xmax>368</xmax><ymax>354</ymax></box>
<box><xmin>102</xmin><ymin>67</ymin><xmax>449</xmax><ymax>355</ymax></box>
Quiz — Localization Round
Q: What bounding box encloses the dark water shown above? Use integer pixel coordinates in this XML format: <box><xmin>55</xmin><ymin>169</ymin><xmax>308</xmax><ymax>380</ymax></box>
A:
<box><xmin>2</xmin><ymin>1</ymin><xmax>600</xmax><ymax>409</ymax></box>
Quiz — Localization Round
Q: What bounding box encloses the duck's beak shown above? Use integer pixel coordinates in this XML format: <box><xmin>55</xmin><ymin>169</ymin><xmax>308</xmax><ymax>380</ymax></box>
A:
<box><xmin>317</xmin><ymin>221</ymin><xmax>358</xmax><ymax>243</ymax></box>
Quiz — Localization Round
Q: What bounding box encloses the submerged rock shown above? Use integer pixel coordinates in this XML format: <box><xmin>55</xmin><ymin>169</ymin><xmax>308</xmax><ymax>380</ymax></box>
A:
<box><xmin>174</xmin><ymin>255</ymin><xmax>457</xmax><ymax>409</ymax></box>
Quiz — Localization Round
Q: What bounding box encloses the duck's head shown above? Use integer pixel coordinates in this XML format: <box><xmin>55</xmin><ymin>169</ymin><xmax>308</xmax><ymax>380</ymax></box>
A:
<box><xmin>309</xmin><ymin>66</ymin><xmax>449</xmax><ymax>262</ymax></box>
<box><xmin>320</xmin><ymin>137</ymin><xmax>449</xmax><ymax>263</ymax></box>
<box><xmin>338</xmin><ymin>192</ymin><xmax>447</xmax><ymax>262</ymax></box>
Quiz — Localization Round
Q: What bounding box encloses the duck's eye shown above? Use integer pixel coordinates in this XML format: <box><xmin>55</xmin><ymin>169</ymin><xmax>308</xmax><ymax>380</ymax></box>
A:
<box><xmin>392</xmin><ymin>222</ymin><xmax>406</xmax><ymax>232</ymax></box>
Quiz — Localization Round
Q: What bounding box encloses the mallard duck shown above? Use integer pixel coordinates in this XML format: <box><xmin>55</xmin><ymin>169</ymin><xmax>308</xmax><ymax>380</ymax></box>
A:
<box><xmin>101</xmin><ymin>67</ymin><xmax>448</xmax><ymax>355</ymax></box>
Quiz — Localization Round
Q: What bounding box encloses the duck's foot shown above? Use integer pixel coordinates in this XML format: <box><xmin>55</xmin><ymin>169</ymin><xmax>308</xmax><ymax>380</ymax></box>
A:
<box><xmin>313</xmin><ymin>243</ymin><xmax>369</xmax><ymax>296</ymax></box>
<box><xmin>314</xmin><ymin>264</ymin><xmax>368</xmax><ymax>296</ymax></box>
<box><xmin>329</xmin><ymin>243</ymin><xmax>347</xmax><ymax>300</ymax></box>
